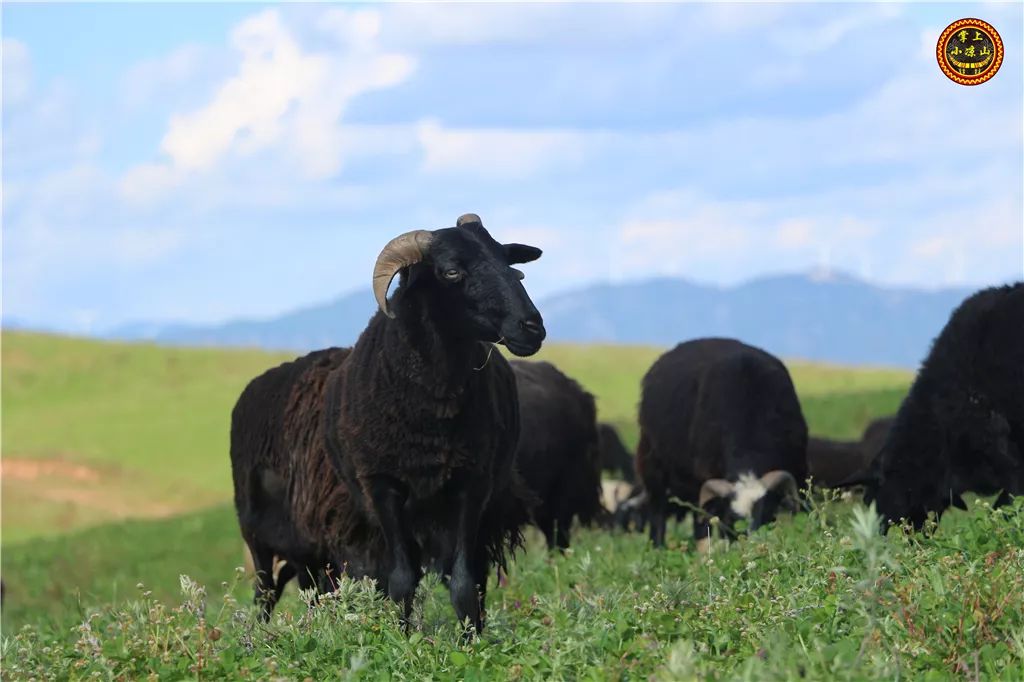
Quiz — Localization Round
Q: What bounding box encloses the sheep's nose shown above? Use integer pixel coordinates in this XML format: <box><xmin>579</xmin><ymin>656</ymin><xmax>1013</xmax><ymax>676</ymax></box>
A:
<box><xmin>519</xmin><ymin>317</ymin><xmax>544</xmax><ymax>337</ymax></box>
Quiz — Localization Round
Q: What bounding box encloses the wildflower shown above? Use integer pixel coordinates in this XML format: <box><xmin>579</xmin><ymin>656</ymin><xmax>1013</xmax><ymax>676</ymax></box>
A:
<box><xmin>179</xmin><ymin>575</ymin><xmax>207</xmax><ymax>619</ymax></box>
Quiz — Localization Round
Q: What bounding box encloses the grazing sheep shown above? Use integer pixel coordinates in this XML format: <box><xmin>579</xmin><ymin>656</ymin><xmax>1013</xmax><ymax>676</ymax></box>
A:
<box><xmin>609</xmin><ymin>483</ymin><xmax>665</xmax><ymax>533</ymax></box>
<box><xmin>810</xmin><ymin>414</ymin><xmax>897</xmax><ymax>501</ymax></box>
<box><xmin>860</xmin><ymin>415</ymin><xmax>894</xmax><ymax>466</ymax></box>
<box><xmin>806</xmin><ymin>416</ymin><xmax>894</xmax><ymax>488</ymax></box>
<box><xmin>597</xmin><ymin>422</ymin><xmax>635</xmax><ymax>482</ymax></box>
<box><xmin>636</xmin><ymin>338</ymin><xmax>808</xmax><ymax>549</ymax></box>
<box><xmin>601</xmin><ymin>479</ymin><xmax>634</xmax><ymax>514</ymax></box>
<box><xmin>511</xmin><ymin>360</ymin><xmax>603</xmax><ymax>550</ymax></box>
<box><xmin>866</xmin><ymin>283</ymin><xmax>1023</xmax><ymax>530</ymax></box>
<box><xmin>806</xmin><ymin>436</ymin><xmax>862</xmax><ymax>488</ymax></box>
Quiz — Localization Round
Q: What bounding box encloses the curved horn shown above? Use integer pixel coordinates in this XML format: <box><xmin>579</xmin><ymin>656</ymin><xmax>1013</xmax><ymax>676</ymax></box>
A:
<box><xmin>698</xmin><ymin>479</ymin><xmax>734</xmax><ymax>508</ymax></box>
<box><xmin>372</xmin><ymin>230</ymin><xmax>434</xmax><ymax>318</ymax></box>
<box><xmin>759</xmin><ymin>470</ymin><xmax>798</xmax><ymax>500</ymax></box>
<box><xmin>457</xmin><ymin>213</ymin><xmax>482</xmax><ymax>227</ymax></box>
<box><xmin>618</xmin><ymin>489</ymin><xmax>649</xmax><ymax>512</ymax></box>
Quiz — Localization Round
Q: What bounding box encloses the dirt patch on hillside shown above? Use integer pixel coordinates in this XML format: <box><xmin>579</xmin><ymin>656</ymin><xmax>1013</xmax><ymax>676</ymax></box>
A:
<box><xmin>37</xmin><ymin>486</ymin><xmax>185</xmax><ymax>519</ymax></box>
<box><xmin>1</xmin><ymin>458</ymin><xmax>101</xmax><ymax>482</ymax></box>
<box><xmin>2</xmin><ymin>456</ymin><xmax>198</xmax><ymax>532</ymax></box>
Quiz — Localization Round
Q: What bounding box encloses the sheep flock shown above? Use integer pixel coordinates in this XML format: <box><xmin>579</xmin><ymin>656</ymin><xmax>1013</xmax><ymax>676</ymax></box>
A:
<box><xmin>230</xmin><ymin>214</ymin><xmax>1023</xmax><ymax>635</ymax></box>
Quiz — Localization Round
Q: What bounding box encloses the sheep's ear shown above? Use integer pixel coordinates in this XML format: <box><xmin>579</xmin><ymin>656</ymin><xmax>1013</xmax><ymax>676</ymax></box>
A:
<box><xmin>505</xmin><ymin>243</ymin><xmax>542</xmax><ymax>264</ymax></box>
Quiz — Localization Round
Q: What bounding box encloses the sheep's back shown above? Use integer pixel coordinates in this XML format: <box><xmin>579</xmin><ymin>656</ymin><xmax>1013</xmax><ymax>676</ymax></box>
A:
<box><xmin>638</xmin><ymin>338</ymin><xmax>807</xmax><ymax>483</ymax></box>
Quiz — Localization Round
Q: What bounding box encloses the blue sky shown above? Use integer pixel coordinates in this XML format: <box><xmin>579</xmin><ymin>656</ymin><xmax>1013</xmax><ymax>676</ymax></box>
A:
<box><xmin>3</xmin><ymin>2</ymin><xmax>1022</xmax><ymax>333</ymax></box>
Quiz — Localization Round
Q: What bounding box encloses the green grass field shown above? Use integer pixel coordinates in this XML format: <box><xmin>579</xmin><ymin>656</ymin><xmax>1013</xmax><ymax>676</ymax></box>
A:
<box><xmin>3</xmin><ymin>332</ymin><xmax>1022</xmax><ymax>679</ymax></box>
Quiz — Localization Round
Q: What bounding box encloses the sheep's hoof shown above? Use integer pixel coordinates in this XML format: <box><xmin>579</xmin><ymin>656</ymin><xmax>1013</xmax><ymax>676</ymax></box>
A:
<box><xmin>387</xmin><ymin>565</ymin><xmax>416</xmax><ymax>606</ymax></box>
<box><xmin>399</xmin><ymin>608</ymin><xmax>415</xmax><ymax>634</ymax></box>
<box><xmin>448</xmin><ymin>575</ymin><xmax>482</xmax><ymax>633</ymax></box>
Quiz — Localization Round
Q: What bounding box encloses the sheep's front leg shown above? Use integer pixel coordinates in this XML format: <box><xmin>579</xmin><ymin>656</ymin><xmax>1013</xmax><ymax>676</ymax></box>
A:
<box><xmin>366</xmin><ymin>476</ymin><xmax>421</xmax><ymax>626</ymax></box>
<box><xmin>646</xmin><ymin>487</ymin><xmax>669</xmax><ymax>548</ymax></box>
<box><xmin>449</xmin><ymin>485</ymin><xmax>489</xmax><ymax>635</ymax></box>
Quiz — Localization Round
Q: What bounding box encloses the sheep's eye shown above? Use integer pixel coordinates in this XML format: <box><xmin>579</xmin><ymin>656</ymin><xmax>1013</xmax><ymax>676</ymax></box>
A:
<box><xmin>444</xmin><ymin>269</ymin><xmax>462</xmax><ymax>282</ymax></box>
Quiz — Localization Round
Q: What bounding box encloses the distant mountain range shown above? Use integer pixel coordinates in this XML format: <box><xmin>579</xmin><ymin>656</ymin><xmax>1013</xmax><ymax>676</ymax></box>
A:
<box><xmin>94</xmin><ymin>271</ymin><xmax>987</xmax><ymax>368</ymax></box>
<box><xmin>110</xmin><ymin>290</ymin><xmax>378</xmax><ymax>354</ymax></box>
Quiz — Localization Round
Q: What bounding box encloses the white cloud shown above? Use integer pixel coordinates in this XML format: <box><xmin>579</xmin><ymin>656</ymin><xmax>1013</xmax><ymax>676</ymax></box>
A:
<box><xmin>6</xmin><ymin>163</ymin><xmax>107</xmax><ymax>216</ymax></box>
<box><xmin>694</xmin><ymin>3</ymin><xmax>789</xmax><ymax>34</ymax></box>
<box><xmin>2</xmin><ymin>38</ymin><xmax>31</xmax><ymax>104</ymax></box>
<box><xmin>770</xmin><ymin>5</ymin><xmax>901</xmax><ymax>57</ymax></box>
<box><xmin>608</xmin><ymin>168</ymin><xmax>1019</xmax><ymax>289</ymax></box>
<box><xmin>378</xmin><ymin>4</ymin><xmax>674</xmax><ymax>48</ymax></box>
<box><xmin>111</xmin><ymin>228</ymin><xmax>188</xmax><ymax>266</ymax></box>
<box><xmin>416</xmin><ymin>121</ymin><xmax>588</xmax><ymax>177</ymax></box>
<box><xmin>775</xmin><ymin>216</ymin><xmax>879</xmax><ymax>252</ymax></box>
<box><xmin>776</xmin><ymin>219</ymin><xmax>815</xmax><ymax>248</ymax></box>
<box><xmin>318</xmin><ymin>7</ymin><xmax>387</xmax><ymax>47</ymax></box>
<box><xmin>616</xmin><ymin>191</ymin><xmax>762</xmax><ymax>277</ymax></box>
<box><xmin>905</xmin><ymin>196</ymin><xmax>1023</xmax><ymax>285</ymax></box>
<box><xmin>6</xmin><ymin>162</ymin><xmax>190</xmax><ymax>270</ymax></box>
<box><xmin>119</xmin><ymin>122</ymin><xmax>418</xmax><ymax>208</ymax></box>
<box><xmin>621</xmin><ymin>217</ymin><xmax>751</xmax><ymax>252</ymax></box>
<box><xmin>118</xmin><ymin>163</ymin><xmax>186</xmax><ymax>204</ymax></box>
<box><xmin>912</xmin><ymin>234</ymin><xmax>956</xmax><ymax>259</ymax></box>
<box><xmin>123</xmin><ymin>8</ymin><xmax>416</xmax><ymax>201</ymax></box>
<box><xmin>116</xmin><ymin>3</ymin><xmax>1019</xmax><ymax>202</ymax></box>
<box><xmin>373</xmin><ymin>3</ymin><xmax>817</xmax><ymax>50</ymax></box>
<box><xmin>161</xmin><ymin>10</ymin><xmax>326</xmax><ymax>171</ymax></box>
<box><xmin>406</xmin><ymin>16</ymin><xmax>1019</xmax><ymax>185</ymax></box>
<box><xmin>378</xmin><ymin>4</ymin><xmax>562</xmax><ymax>46</ymax></box>
<box><xmin>121</xmin><ymin>44</ymin><xmax>207</xmax><ymax>109</ymax></box>
<box><xmin>2</xmin><ymin>40</ymin><xmax>101</xmax><ymax>171</ymax></box>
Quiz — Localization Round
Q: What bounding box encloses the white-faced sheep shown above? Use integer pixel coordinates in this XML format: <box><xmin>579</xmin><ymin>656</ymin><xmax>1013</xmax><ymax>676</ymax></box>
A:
<box><xmin>635</xmin><ymin>338</ymin><xmax>808</xmax><ymax>549</ymax></box>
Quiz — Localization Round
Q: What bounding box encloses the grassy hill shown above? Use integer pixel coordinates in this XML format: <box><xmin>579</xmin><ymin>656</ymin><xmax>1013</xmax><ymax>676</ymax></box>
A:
<box><xmin>1</xmin><ymin>332</ymin><xmax>908</xmax><ymax>545</ymax></box>
<box><xmin>1</xmin><ymin>332</ymin><xmax>293</xmax><ymax>543</ymax></box>
<box><xmin>5</xmin><ymin>499</ymin><xmax>1022</xmax><ymax>679</ymax></box>
<box><xmin>10</xmin><ymin>333</ymin><xmax>1017</xmax><ymax>678</ymax></box>
<box><xmin>1</xmin><ymin>334</ymin><xmax>908</xmax><ymax>619</ymax></box>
